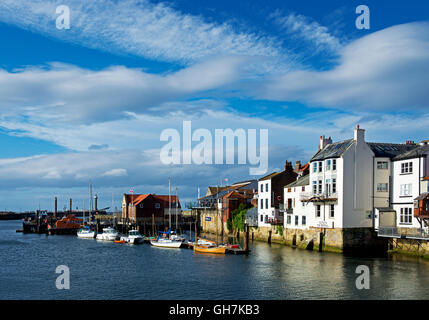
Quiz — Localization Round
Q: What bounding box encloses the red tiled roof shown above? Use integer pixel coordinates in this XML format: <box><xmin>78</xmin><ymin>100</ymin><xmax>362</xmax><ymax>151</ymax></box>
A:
<box><xmin>125</xmin><ymin>194</ymin><xmax>180</xmax><ymax>206</ymax></box>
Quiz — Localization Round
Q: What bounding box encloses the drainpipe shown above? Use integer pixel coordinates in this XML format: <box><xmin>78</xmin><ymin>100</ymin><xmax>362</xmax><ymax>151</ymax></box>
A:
<box><xmin>370</xmin><ymin>156</ymin><xmax>372</xmax><ymax>229</ymax></box>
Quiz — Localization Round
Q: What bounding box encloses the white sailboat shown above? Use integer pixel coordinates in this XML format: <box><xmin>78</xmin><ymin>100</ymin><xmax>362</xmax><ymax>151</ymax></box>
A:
<box><xmin>77</xmin><ymin>198</ymin><xmax>96</xmax><ymax>238</ymax></box>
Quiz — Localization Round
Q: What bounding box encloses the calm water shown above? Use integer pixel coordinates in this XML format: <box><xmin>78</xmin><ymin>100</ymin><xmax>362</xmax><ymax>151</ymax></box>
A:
<box><xmin>1</xmin><ymin>220</ymin><xmax>429</xmax><ymax>300</ymax></box>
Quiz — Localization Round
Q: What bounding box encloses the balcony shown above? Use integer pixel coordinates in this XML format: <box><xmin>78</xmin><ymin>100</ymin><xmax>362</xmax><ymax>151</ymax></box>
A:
<box><xmin>301</xmin><ymin>192</ymin><xmax>338</xmax><ymax>202</ymax></box>
<box><xmin>267</xmin><ymin>216</ymin><xmax>284</xmax><ymax>225</ymax></box>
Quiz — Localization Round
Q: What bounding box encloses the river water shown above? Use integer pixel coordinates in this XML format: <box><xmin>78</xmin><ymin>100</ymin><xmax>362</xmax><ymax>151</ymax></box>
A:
<box><xmin>1</xmin><ymin>220</ymin><xmax>429</xmax><ymax>300</ymax></box>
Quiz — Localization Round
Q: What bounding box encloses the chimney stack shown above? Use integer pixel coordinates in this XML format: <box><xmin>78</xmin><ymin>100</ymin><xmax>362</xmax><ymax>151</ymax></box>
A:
<box><xmin>54</xmin><ymin>197</ymin><xmax>57</xmax><ymax>219</ymax></box>
<box><xmin>354</xmin><ymin>124</ymin><xmax>365</xmax><ymax>143</ymax></box>
<box><xmin>294</xmin><ymin>161</ymin><xmax>301</xmax><ymax>173</ymax></box>
<box><xmin>69</xmin><ymin>198</ymin><xmax>72</xmax><ymax>213</ymax></box>
<box><xmin>284</xmin><ymin>160</ymin><xmax>293</xmax><ymax>172</ymax></box>
<box><xmin>319</xmin><ymin>135</ymin><xmax>332</xmax><ymax>150</ymax></box>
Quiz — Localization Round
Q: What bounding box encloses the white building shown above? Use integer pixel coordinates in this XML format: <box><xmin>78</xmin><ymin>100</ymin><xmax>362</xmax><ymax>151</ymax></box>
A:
<box><xmin>284</xmin><ymin>125</ymin><xmax>421</xmax><ymax>232</ymax></box>
<box><xmin>258</xmin><ymin>161</ymin><xmax>298</xmax><ymax>227</ymax></box>
<box><xmin>391</xmin><ymin>143</ymin><xmax>429</xmax><ymax>230</ymax></box>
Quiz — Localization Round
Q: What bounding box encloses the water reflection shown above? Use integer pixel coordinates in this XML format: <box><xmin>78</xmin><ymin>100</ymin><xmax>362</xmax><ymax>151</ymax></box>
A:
<box><xmin>1</xmin><ymin>221</ymin><xmax>429</xmax><ymax>300</ymax></box>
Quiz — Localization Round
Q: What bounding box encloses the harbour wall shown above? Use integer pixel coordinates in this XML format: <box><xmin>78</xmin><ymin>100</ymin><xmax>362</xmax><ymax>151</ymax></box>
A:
<box><xmin>199</xmin><ymin>209</ymin><xmax>387</xmax><ymax>254</ymax></box>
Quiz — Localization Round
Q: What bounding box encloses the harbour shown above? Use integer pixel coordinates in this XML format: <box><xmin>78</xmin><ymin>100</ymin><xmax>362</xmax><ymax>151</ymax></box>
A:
<box><xmin>2</xmin><ymin>219</ymin><xmax>429</xmax><ymax>300</ymax></box>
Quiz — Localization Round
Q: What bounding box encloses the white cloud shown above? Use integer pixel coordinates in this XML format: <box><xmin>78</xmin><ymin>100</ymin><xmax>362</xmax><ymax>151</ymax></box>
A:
<box><xmin>103</xmin><ymin>168</ymin><xmax>128</xmax><ymax>177</ymax></box>
<box><xmin>0</xmin><ymin>0</ymin><xmax>283</xmax><ymax>64</ymax></box>
<box><xmin>258</xmin><ymin>22</ymin><xmax>429</xmax><ymax>111</ymax></box>
<box><xmin>272</xmin><ymin>11</ymin><xmax>342</xmax><ymax>54</ymax></box>
<box><xmin>0</xmin><ymin>57</ymin><xmax>245</xmax><ymax>123</ymax></box>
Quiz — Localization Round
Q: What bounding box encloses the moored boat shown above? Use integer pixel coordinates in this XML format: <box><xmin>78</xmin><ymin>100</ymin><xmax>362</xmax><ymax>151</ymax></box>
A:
<box><xmin>120</xmin><ymin>229</ymin><xmax>143</xmax><ymax>244</ymax></box>
<box><xmin>150</xmin><ymin>238</ymin><xmax>182</xmax><ymax>248</ymax></box>
<box><xmin>194</xmin><ymin>245</ymin><xmax>226</xmax><ymax>254</ymax></box>
<box><xmin>193</xmin><ymin>238</ymin><xmax>226</xmax><ymax>254</ymax></box>
<box><xmin>96</xmin><ymin>227</ymin><xmax>119</xmax><ymax>241</ymax></box>
<box><xmin>77</xmin><ymin>226</ymin><xmax>96</xmax><ymax>239</ymax></box>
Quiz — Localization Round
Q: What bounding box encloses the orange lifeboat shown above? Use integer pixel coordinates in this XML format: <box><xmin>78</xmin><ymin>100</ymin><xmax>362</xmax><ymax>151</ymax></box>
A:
<box><xmin>55</xmin><ymin>214</ymin><xmax>83</xmax><ymax>230</ymax></box>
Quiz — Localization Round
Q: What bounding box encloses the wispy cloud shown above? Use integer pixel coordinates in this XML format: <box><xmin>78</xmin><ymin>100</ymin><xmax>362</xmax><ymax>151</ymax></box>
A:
<box><xmin>0</xmin><ymin>0</ymin><xmax>285</xmax><ymax>65</ymax></box>
<box><xmin>271</xmin><ymin>11</ymin><xmax>342</xmax><ymax>55</ymax></box>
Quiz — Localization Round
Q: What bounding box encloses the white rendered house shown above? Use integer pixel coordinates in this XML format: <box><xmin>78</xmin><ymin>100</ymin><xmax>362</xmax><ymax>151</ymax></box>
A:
<box><xmin>287</xmin><ymin>126</ymin><xmax>418</xmax><ymax>231</ymax></box>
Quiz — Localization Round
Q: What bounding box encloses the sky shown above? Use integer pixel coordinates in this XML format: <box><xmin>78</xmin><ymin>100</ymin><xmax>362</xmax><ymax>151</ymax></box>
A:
<box><xmin>0</xmin><ymin>0</ymin><xmax>428</xmax><ymax>211</ymax></box>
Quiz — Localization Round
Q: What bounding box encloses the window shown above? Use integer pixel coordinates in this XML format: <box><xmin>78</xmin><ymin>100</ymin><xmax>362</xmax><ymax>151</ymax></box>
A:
<box><xmin>318</xmin><ymin>162</ymin><xmax>323</xmax><ymax>172</ymax></box>
<box><xmin>287</xmin><ymin>215</ymin><xmax>291</xmax><ymax>225</ymax></box>
<box><xmin>313</xmin><ymin>162</ymin><xmax>317</xmax><ymax>173</ymax></box>
<box><xmin>295</xmin><ymin>215</ymin><xmax>299</xmax><ymax>226</ymax></box>
<box><xmin>332</xmin><ymin>178</ymin><xmax>337</xmax><ymax>193</ymax></box>
<box><xmin>287</xmin><ymin>198</ymin><xmax>292</xmax><ymax>209</ymax></box>
<box><xmin>377</xmin><ymin>183</ymin><xmax>388</xmax><ymax>192</ymax></box>
<box><xmin>400</xmin><ymin>184</ymin><xmax>412</xmax><ymax>196</ymax></box>
<box><xmin>260</xmin><ymin>199</ymin><xmax>263</xmax><ymax>209</ymax></box>
<box><xmin>326</xmin><ymin>159</ymin><xmax>331</xmax><ymax>171</ymax></box>
<box><xmin>313</xmin><ymin>181</ymin><xmax>317</xmax><ymax>194</ymax></box>
<box><xmin>155</xmin><ymin>203</ymin><xmax>160</xmax><ymax>209</ymax></box>
<box><xmin>316</xmin><ymin>205</ymin><xmax>321</xmax><ymax>217</ymax></box>
<box><xmin>325</xmin><ymin>179</ymin><xmax>331</xmax><ymax>195</ymax></box>
<box><xmin>330</xmin><ymin>204</ymin><xmax>335</xmax><ymax>218</ymax></box>
<box><xmin>401</xmin><ymin>162</ymin><xmax>413</xmax><ymax>174</ymax></box>
<box><xmin>260</xmin><ymin>214</ymin><xmax>263</xmax><ymax>222</ymax></box>
<box><xmin>333</xmin><ymin>159</ymin><xmax>337</xmax><ymax>171</ymax></box>
<box><xmin>302</xmin><ymin>186</ymin><xmax>305</xmax><ymax>192</ymax></box>
<box><xmin>260</xmin><ymin>184</ymin><xmax>263</xmax><ymax>192</ymax></box>
<box><xmin>377</xmin><ymin>161</ymin><xmax>388</xmax><ymax>169</ymax></box>
<box><xmin>265</xmin><ymin>215</ymin><xmax>268</xmax><ymax>223</ymax></box>
<box><xmin>265</xmin><ymin>198</ymin><xmax>268</xmax><ymax>209</ymax></box>
<box><xmin>400</xmin><ymin>207</ymin><xmax>412</xmax><ymax>224</ymax></box>
<box><xmin>318</xmin><ymin>180</ymin><xmax>322</xmax><ymax>194</ymax></box>
<box><xmin>266</xmin><ymin>183</ymin><xmax>269</xmax><ymax>192</ymax></box>
<box><xmin>302</xmin><ymin>216</ymin><xmax>306</xmax><ymax>225</ymax></box>
<box><xmin>139</xmin><ymin>203</ymin><xmax>144</xmax><ymax>208</ymax></box>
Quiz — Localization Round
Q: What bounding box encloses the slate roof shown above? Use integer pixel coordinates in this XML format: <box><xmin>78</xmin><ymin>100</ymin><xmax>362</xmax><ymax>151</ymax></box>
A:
<box><xmin>259</xmin><ymin>171</ymin><xmax>282</xmax><ymax>181</ymax></box>
<box><xmin>310</xmin><ymin>139</ymin><xmax>354</xmax><ymax>161</ymax></box>
<box><xmin>285</xmin><ymin>174</ymin><xmax>309</xmax><ymax>188</ymax></box>
<box><xmin>368</xmin><ymin>142</ymin><xmax>418</xmax><ymax>159</ymax></box>
<box><xmin>393</xmin><ymin>144</ymin><xmax>429</xmax><ymax>161</ymax></box>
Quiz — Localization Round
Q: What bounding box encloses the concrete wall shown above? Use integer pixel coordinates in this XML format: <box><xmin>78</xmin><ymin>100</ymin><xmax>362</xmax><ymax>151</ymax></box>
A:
<box><xmin>342</xmin><ymin>137</ymin><xmax>373</xmax><ymax>228</ymax></box>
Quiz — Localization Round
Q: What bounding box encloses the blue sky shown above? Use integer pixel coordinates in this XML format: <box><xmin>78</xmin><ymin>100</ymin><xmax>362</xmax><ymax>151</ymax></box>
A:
<box><xmin>0</xmin><ymin>0</ymin><xmax>428</xmax><ymax>210</ymax></box>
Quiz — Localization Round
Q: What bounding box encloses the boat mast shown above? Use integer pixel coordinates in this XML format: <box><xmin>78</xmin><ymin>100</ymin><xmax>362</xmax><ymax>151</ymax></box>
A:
<box><xmin>175</xmin><ymin>187</ymin><xmax>178</xmax><ymax>232</ymax></box>
<box><xmin>169</xmin><ymin>178</ymin><xmax>171</xmax><ymax>231</ymax></box>
<box><xmin>216</xmin><ymin>185</ymin><xmax>219</xmax><ymax>245</ymax></box>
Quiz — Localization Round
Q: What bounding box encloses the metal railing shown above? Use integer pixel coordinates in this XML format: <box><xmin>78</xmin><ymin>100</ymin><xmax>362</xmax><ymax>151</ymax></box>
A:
<box><xmin>377</xmin><ymin>227</ymin><xmax>400</xmax><ymax>238</ymax></box>
<box><xmin>378</xmin><ymin>227</ymin><xmax>429</xmax><ymax>240</ymax></box>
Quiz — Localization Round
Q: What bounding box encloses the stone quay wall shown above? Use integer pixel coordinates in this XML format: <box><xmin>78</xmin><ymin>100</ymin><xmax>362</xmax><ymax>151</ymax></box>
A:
<box><xmin>198</xmin><ymin>209</ymin><xmax>387</xmax><ymax>254</ymax></box>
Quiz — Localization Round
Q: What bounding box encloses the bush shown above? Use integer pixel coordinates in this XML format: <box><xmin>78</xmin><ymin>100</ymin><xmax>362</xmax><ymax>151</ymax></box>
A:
<box><xmin>227</xmin><ymin>203</ymin><xmax>251</xmax><ymax>232</ymax></box>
